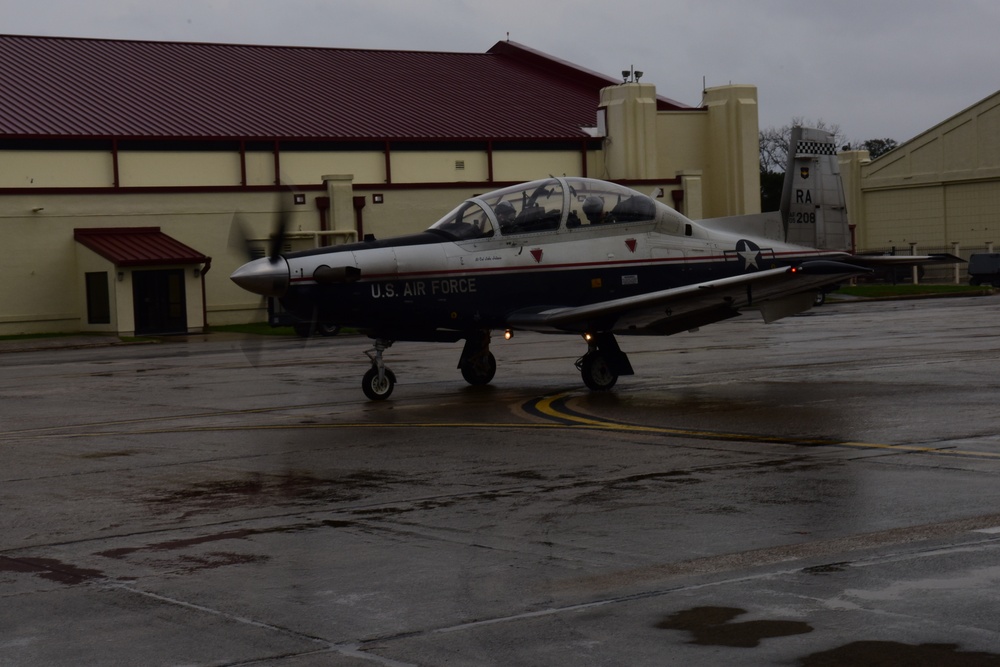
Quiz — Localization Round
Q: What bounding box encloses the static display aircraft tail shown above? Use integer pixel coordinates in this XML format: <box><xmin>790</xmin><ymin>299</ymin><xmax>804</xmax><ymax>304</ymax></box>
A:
<box><xmin>779</xmin><ymin>126</ymin><xmax>849</xmax><ymax>251</ymax></box>
<box><xmin>699</xmin><ymin>126</ymin><xmax>849</xmax><ymax>251</ymax></box>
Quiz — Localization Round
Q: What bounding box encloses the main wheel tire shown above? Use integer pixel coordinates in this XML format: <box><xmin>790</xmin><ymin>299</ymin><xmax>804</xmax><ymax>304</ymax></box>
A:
<box><xmin>460</xmin><ymin>351</ymin><xmax>497</xmax><ymax>386</ymax></box>
<box><xmin>580</xmin><ymin>352</ymin><xmax>618</xmax><ymax>391</ymax></box>
<box><xmin>362</xmin><ymin>366</ymin><xmax>396</xmax><ymax>401</ymax></box>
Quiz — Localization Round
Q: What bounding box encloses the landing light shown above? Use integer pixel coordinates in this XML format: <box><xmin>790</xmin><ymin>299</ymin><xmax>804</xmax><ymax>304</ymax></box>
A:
<box><xmin>503</xmin><ymin>329</ymin><xmax>513</xmax><ymax>340</ymax></box>
<box><xmin>583</xmin><ymin>332</ymin><xmax>594</xmax><ymax>342</ymax></box>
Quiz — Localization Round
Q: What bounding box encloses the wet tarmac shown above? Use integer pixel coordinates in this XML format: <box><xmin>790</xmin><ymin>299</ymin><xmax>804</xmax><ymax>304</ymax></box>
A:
<box><xmin>3</xmin><ymin>296</ymin><xmax>1000</xmax><ymax>665</ymax></box>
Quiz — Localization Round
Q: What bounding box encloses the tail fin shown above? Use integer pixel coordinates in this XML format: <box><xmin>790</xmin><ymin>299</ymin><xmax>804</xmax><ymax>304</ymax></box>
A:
<box><xmin>779</xmin><ymin>127</ymin><xmax>850</xmax><ymax>250</ymax></box>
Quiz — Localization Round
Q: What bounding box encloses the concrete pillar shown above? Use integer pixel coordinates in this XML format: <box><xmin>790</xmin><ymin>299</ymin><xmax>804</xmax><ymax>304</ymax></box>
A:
<box><xmin>838</xmin><ymin>150</ymin><xmax>871</xmax><ymax>250</ymax></box>
<box><xmin>702</xmin><ymin>85</ymin><xmax>759</xmax><ymax>217</ymax></box>
<box><xmin>599</xmin><ymin>83</ymin><xmax>658</xmax><ymax>180</ymax></box>
<box><xmin>323</xmin><ymin>174</ymin><xmax>356</xmax><ymax>242</ymax></box>
<box><xmin>678</xmin><ymin>170</ymin><xmax>703</xmax><ymax>219</ymax></box>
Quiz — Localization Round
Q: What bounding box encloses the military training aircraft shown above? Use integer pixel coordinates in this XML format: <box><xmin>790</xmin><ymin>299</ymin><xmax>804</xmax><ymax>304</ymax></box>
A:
<box><xmin>231</xmin><ymin>128</ymin><xmax>958</xmax><ymax>400</ymax></box>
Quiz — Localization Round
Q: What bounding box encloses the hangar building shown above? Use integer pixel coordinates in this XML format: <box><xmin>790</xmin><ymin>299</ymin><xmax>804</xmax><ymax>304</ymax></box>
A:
<box><xmin>840</xmin><ymin>90</ymin><xmax>1000</xmax><ymax>281</ymax></box>
<box><xmin>0</xmin><ymin>35</ymin><xmax>761</xmax><ymax>336</ymax></box>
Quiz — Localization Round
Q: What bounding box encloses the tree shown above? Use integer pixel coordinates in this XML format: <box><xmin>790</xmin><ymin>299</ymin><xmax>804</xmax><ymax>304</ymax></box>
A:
<box><xmin>851</xmin><ymin>137</ymin><xmax>898</xmax><ymax>160</ymax></box>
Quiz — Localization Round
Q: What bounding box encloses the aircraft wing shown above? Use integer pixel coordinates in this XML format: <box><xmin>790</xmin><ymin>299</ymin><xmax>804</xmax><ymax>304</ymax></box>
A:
<box><xmin>505</xmin><ymin>260</ymin><xmax>871</xmax><ymax>336</ymax></box>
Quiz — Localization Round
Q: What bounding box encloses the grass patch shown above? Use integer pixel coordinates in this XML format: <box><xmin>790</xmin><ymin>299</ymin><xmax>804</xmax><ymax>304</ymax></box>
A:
<box><xmin>206</xmin><ymin>323</ymin><xmax>358</xmax><ymax>336</ymax></box>
<box><xmin>0</xmin><ymin>332</ymin><xmax>104</xmax><ymax>342</ymax></box>
<box><xmin>835</xmin><ymin>284</ymin><xmax>991</xmax><ymax>299</ymax></box>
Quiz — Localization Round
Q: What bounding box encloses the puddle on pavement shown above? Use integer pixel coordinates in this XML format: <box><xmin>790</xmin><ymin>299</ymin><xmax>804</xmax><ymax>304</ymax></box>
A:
<box><xmin>801</xmin><ymin>561</ymin><xmax>851</xmax><ymax>575</ymax></box>
<box><xmin>658</xmin><ymin>606</ymin><xmax>1000</xmax><ymax>665</ymax></box>
<box><xmin>799</xmin><ymin>641</ymin><xmax>1000</xmax><ymax>666</ymax></box>
<box><xmin>656</xmin><ymin>606</ymin><xmax>812</xmax><ymax>648</ymax></box>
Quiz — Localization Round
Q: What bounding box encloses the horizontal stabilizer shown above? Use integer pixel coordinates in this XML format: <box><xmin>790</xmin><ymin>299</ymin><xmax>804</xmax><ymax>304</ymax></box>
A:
<box><xmin>845</xmin><ymin>253</ymin><xmax>965</xmax><ymax>268</ymax></box>
<box><xmin>796</xmin><ymin>260</ymin><xmax>873</xmax><ymax>275</ymax></box>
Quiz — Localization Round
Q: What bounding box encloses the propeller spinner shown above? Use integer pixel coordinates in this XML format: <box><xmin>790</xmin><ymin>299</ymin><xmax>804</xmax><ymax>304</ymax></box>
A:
<box><xmin>230</xmin><ymin>255</ymin><xmax>290</xmax><ymax>297</ymax></box>
<box><xmin>229</xmin><ymin>205</ymin><xmax>292</xmax><ymax>298</ymax></box>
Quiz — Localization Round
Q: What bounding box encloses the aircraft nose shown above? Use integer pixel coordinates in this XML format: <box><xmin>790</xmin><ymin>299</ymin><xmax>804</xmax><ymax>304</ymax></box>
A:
<box><xmin>230</xmin><ymin>257</ymin><xmax>290</xmax><ymax>297</ymax></box>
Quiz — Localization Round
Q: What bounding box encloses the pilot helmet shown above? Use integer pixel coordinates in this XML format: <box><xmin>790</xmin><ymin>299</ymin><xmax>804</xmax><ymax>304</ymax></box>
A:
<box><xmin>495</xmin><ymin>200</ymin><xmax>516</xmax><ymax>223</ymax></box>
<box><xmin>582</xmin><ymin>196</ymin><xmax>604</xmax><ymax>221</ymax></box>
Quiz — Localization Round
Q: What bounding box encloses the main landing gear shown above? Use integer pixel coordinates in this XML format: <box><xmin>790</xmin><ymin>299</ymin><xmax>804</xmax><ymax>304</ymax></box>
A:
<box><xmin>457</xmin><ymin>330</ymin><xmax>497</xmax><ymax>386</ymax></box>
<box><xmin>575</xmin><ymin>332</ymin><xmax>634</xmax><ymax>391</ymax></box>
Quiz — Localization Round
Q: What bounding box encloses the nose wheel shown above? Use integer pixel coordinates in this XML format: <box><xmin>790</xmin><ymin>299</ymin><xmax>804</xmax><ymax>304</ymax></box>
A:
<box><xmin>362</xmin><ymin>339</ymin><xmax>396</xmax><ymax>401</ymax></box>
<box><xmin>362</xmin><ymin>365</ymin><xmax>396</xmax><ymax>400</ymax></box>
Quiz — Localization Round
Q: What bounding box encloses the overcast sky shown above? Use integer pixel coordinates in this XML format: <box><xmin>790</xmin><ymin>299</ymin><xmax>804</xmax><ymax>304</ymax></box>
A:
<box><xmin>4</xmin><ymin>0</ymin><xmax>999</xmax><ymax>145</ymax></box>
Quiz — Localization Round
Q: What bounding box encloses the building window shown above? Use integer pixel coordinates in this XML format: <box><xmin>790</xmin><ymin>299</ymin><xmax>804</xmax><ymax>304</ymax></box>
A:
<box><xmin>85</xmin><ymin>272</ymin><xmax>111</xmax><ymax>324</ymax></box>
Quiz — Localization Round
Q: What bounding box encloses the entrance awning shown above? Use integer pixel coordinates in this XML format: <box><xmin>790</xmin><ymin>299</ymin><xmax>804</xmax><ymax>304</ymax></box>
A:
<box><xmin>74</xmin><ymin>227</ymin><xmax>208</xmax><ymax>266</ymax></box>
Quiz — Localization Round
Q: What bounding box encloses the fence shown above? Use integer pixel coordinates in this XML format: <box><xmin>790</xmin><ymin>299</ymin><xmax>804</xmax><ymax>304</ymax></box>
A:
<box><xmin>858</xmin><ymin>243</ymin><xmax>991</xmax><ymax>285</ymax></box>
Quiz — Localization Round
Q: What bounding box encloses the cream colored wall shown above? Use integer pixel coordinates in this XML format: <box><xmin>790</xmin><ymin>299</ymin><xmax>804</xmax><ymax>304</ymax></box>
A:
<box><xmin>1</xmin><ymin>215</ymin><xmax>80</xmax><ymax>334</ymax></box>
<box><xmin>0</xmin><ymin>151</ymin><xmax>114</xmax><ymax>188</ymax></box>
<box><xmin>390</xmin><ymin>150</ymin><xmax>489</xmax><ymax>183</ymax></box>
<box><xmin>357</xmin><ymin>186</ymin><xmax>481</xmax><ymax>239</ymax></box>
<box><xmin>115</xmin><ymin>271</ymin><xmax>135</xmax><ymax>335</ymax></box>
<box><xmin>280</xmin><ymin>152</ymin><xmax>384</xmax><ymax>185</ymax></box>
<box><xmin>942</xmin><ymin>181</ymin><xmax>1000</xmax><ymax>246</ymax></box>
<box><xmin>492</xmin><ymin>151</ymin><xmax>584</xmax><ymax>182</ymax></box>
<box><xmin>862</xmin><ymin>187</ymin><xmax>946</xmax><ymax>249</ymax></box>
<box><xmin>657</xmin><ymin>112</ymin><xmax>708</xmax><ymax>180</ymax></box>
<box><xmin>119</xmin><ymin>152</ymin><xmax>242</xmax><ymax>187</ymax></box>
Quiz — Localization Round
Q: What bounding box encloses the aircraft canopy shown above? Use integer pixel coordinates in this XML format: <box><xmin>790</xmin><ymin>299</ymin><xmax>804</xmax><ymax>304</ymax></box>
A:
<box><xmin>428</xmin><ymin>177</ymin><xmax>659</xmax><ymax>241</ymax></box>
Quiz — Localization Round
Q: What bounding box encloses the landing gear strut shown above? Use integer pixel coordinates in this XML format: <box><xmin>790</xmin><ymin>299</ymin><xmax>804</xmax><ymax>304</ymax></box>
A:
<box><xmin>575</xmin><ymin>333</ymin><xmax>633</xmax><ymax>391</ymax></box>
<box><xmin>458</xmin><ymin>329</ymin><xmax>496</xmax><ymax>386</ymax></box>
<box><xmin>362</xmin><ymin>339</ymin><xmax>396</xmax><ymax>400</ymax></box>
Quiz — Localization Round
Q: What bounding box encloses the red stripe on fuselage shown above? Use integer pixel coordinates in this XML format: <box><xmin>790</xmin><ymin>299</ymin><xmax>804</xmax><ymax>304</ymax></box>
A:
<box><xmin>288</xmin><ymin>249</ymin><xmax>842</xmax><ymax>285</ymax></box>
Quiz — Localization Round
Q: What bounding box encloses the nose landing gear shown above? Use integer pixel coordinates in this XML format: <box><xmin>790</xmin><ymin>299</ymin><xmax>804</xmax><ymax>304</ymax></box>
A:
<box><xmin>362</xmin><ymin>339</ymin><xmax>396</xmax><ymax>401</ymax></box>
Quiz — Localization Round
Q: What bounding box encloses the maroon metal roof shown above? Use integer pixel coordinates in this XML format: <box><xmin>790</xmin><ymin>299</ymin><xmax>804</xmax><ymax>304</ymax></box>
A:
<box><xmin>74</xmin><ymin>227</ymin><xmax>208</xmax><ymax>266</ymax></box>
<box><xmin>0</xmin><ymin>35</ymin><xmax>692</xmax><ymax>142</ymax></box>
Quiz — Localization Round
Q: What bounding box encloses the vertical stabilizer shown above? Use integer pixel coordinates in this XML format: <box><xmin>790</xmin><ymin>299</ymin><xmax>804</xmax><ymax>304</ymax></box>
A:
<box><xmin>780</xmin><ymin>127</ymin><xmax>849</xmax><ymax>250</ymax></box>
